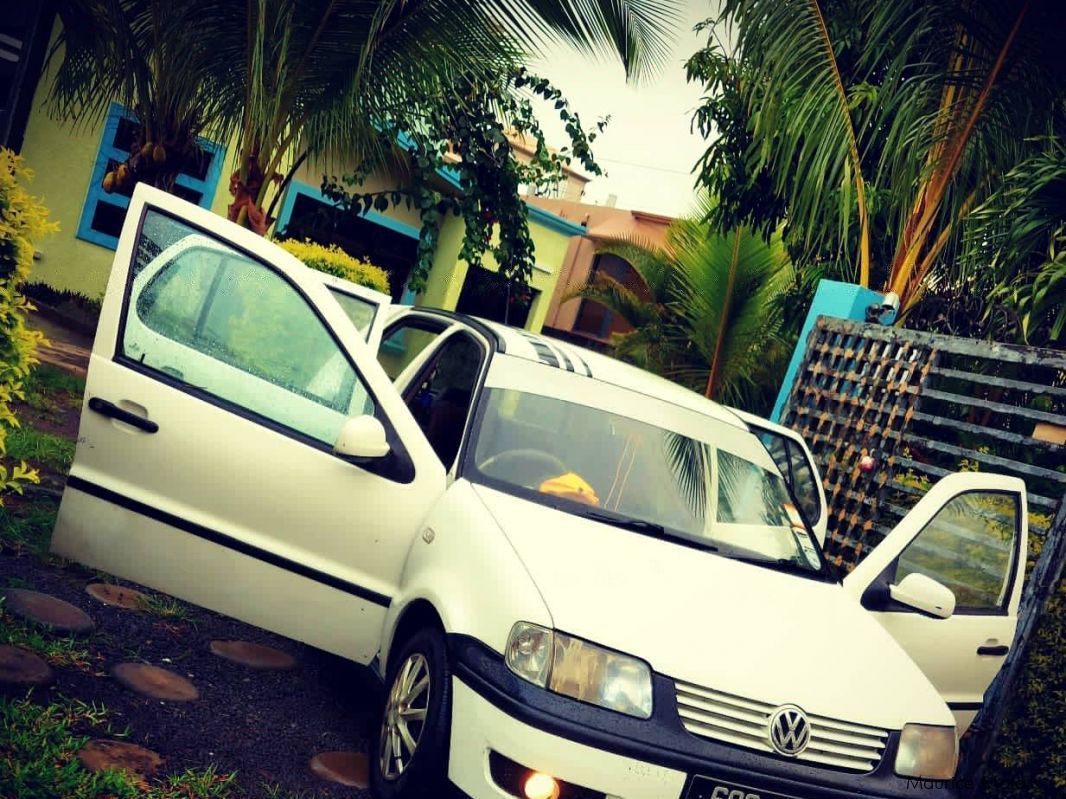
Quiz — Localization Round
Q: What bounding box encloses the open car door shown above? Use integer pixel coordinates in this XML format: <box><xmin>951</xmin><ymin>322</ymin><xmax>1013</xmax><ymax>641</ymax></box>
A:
<box><xmin>844</xmin><ymin>472</ymin><xmax>1028</xmax><ymax>734</ymax></box>
<box><xmin>52</xmin><ymin>184</ymin><xmax>446</xmax><ymax>663</ymax></box>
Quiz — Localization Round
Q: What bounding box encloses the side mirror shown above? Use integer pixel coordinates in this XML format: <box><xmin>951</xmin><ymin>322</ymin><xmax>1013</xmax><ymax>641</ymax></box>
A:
<box><xmin>890</xmin><ymin>573</ymin><xmax>956</xmax><ymax>619</ymax></box>
<box><xmin>333</xmin><ymin>415</ymin><xmax>390</xmax><ymax>461</ymax></box>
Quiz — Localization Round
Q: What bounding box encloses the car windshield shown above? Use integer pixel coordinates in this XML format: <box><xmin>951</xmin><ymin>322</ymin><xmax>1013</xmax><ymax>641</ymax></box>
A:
<box><xmin>468</xmin><ymin>388</ymin><xmax>827</xmax><ymax>578</ymax></box>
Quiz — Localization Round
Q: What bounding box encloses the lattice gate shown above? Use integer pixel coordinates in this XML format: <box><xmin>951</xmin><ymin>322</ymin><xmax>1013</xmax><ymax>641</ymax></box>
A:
<box><xmin>779</xmin><ymin>316</ymin><xmax>1066</xmax><ymax>792</ymax></box>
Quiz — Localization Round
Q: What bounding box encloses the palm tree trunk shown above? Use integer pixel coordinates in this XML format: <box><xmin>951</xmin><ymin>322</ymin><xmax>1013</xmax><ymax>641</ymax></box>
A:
<box><xmin>705</xmin><ymin>227</ymin><xmax>743</xmax><ymax>400</ymax></box>
<box><xmin>887</xmin><ymin>0</ymin><xmax>1030</xmax><ymax>305</ymax></box>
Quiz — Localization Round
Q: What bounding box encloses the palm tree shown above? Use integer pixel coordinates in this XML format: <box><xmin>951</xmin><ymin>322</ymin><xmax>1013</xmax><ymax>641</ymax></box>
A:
<box><xmin>49</xmin><ymin>0</ymin><xmax>681</xmax><ymax>233</ymax></box>
<box><xmin>963</xmin><ymin>134</ymin><xmax>1066</xmax><ymax>344</ymax></box>
<box><xmin>572</xmin><ymin>200</ymin><xmax>794</xmax><ymax>410</ymax></box>
<box><xmin>48</xmin><ymin>1</ymin><xmax>227</xmax><ymax>194</ymax></box>
<box><xmin>692</xmin><ymin>0</ymin><xmax>1066</xmax><ymax>315</ymax></box>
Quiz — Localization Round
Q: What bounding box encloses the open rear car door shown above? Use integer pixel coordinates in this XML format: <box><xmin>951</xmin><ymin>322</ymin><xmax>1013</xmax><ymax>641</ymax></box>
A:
<box><xmin>52</xmin><ymin>184</ymin><xmax>445</xmax><ymax>663</ymax></box>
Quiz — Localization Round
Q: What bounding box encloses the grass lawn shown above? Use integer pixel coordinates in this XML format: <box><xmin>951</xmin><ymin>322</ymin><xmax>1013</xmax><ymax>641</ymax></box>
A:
<box><xmin>1</xmin><ymin>695</ymin><xmax>236</xmax><ymax>799</ymax></box>
<box><xmin>5</xmin><ymin>427</ymin><xmax>76</xmax><ymax>474</ymax></box>
<box><xmin>0</xmin><ymin>497</ymin><xmax>58</xmax><ymax>557</ymax></box>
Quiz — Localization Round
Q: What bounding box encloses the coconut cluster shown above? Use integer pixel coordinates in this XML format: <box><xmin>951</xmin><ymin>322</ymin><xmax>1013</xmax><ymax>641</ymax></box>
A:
<box><xmin>101</xmin><ymin>141</ymin><xmax>169</xmax><ymax>193</ymax></box>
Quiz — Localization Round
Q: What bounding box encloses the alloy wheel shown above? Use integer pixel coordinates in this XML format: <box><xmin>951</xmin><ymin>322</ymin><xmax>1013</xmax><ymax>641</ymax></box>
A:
<box><xmin>379</xmin><ymin>652</ymin><xmax>431</xmax><ymax>780</ymax></box>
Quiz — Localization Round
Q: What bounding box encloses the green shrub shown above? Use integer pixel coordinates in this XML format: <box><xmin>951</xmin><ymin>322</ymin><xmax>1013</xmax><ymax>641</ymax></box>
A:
<box><xmin>979</xmin><ymin>560</ymin><xmax>1066</xmax><ymax>797</ymax></box>
<box><xmin>0</xmin><ymin>148</ymin><xmax>58</xmax><ymax>503</ymax></box>
<box><xmin>277</xmin><ymin>238</ymin><xmax>390</xmax><ymax>294</ymax></box>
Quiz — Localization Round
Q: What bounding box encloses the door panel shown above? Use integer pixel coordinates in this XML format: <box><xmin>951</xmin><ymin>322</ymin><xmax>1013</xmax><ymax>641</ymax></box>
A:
<box><xmin>844</xmin><ymin>472</ymin><xmax>1027</xmax><ymax>732</ymax></box>
<box><xmin>52</xmin><ymin>185</ymin><xmax>446</xmax><ymax>662</ymax></box>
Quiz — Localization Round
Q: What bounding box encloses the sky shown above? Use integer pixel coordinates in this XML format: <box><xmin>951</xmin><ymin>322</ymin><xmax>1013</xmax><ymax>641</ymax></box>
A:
<box><xmin>530</xmin><ymin>2</ymin><xmax>715</xmax><ymax>218</ymax></box>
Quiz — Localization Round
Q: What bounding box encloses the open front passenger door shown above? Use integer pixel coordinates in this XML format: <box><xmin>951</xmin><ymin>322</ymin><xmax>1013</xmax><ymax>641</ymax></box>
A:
<box><xmin>52</xmin><ymin>185</ymin><xmax>446</xmax><ymax>663</ymax></box>
<box><xmin>844</xmin><ymin>472</ymin><xmax>1028</xmax><ymax>733</ymax></box>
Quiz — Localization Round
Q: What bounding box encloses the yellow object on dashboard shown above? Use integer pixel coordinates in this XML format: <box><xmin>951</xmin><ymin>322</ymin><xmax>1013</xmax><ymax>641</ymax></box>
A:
<box><xmin>538</xmin><ymin>472</ymin><xmax>600</xmax><ymax>506</ymax></box>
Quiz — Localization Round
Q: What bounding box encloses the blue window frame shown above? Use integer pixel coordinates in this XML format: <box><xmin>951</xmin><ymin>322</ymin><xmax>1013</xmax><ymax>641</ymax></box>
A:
<box><xmin>276</xmin><ymin>180</ymin><xmax>422</xmax><ymax>309</ymax></box>
<box><xmin>77</xmin><ymin>102</ymin><xmax>225</xmax><ymax>250</ymax></box>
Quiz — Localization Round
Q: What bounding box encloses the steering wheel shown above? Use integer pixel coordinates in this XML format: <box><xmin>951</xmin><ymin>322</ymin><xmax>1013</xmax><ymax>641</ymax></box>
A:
<box><xmin>478</xmin><ymin>448</ymin><xmax>568</xmax><ymax>488</ymax></box>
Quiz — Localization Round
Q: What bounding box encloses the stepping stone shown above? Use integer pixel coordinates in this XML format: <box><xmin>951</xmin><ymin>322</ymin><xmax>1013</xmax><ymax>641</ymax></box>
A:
<box><xmin>2</xmin><ymin>588</ymin><xmax>94</xmax><ymax>633</ymax></box>
<box><xmin>112</xmin><ymin>663</ymin><xmax>199</xmax><ymax>701</ymax></box>
<box><xmin>0</xmin><ymin>645</ymin><xmax>54</xmax><ymax>688</ymax></box>
<box><xmin>78</xmin><ymin>739</ymin><xmax>163</xmax><ymax>777</ymax></box>
<box><xmin>209</xmin><ymin>640</ymin><xmax>296</xmax><ymax>670</ymax></box>
<box><xmin>310</xmin><ymin>751</ymin><xmax>369</xmax><ymax>788</ymax></box>
<box><xmin>85</xmin><ymin>583</ymin><xmax>150</xmax><ymax>610</ymax></box>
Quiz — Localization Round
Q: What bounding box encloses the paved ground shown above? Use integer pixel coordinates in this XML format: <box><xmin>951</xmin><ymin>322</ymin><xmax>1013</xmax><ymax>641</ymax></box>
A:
<box><xmin>28</xmin><ymin>312</ymin><xmax>93</xmax><ymax>377</ymax></box>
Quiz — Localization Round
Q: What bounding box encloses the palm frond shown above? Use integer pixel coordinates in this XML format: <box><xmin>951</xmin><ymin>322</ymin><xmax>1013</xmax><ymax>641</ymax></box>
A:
<box><xmin>667</xmin><ymin>214</ymin><xmax>792</xmax><ymax>403</ymax></box>
<box><xmin>592</xmin><ymin>234</ymin><xmax>674</xmax><ymax>302</ymax></box>
<box><xmin>665</xmin><ymin>432</ymin><xmax>708</xmax><ymax>521</ymax></box>
<box><xmin>569</xmin><ymin>272</ymin><xmax>661</xmax><ymax>330</ymax></box>
<box><xmin>476</xmin><ymin>0</ymin><xmax>683</xmax><ymax>81</ymax></box>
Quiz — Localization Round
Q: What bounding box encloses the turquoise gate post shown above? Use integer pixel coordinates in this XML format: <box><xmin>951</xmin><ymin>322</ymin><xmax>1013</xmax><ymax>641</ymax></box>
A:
<box><xmin>770</xmin><ymin>280</ymin><xmax>886</xmax><ymax>422</ymax></box>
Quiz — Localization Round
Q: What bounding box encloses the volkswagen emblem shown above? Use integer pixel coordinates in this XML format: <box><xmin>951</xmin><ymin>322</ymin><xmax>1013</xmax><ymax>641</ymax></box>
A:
<box><xmin>769</xmin><ymin>705</ymin><xmax>811</xmax><ymax>756</ymax></box>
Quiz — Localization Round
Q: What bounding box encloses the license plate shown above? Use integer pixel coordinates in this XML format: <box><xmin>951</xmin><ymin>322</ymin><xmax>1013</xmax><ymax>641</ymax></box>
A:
<box><xmin>684</xmin><ymin>775</ymin><xmax>799</xmax><ymax>799</ymax></box>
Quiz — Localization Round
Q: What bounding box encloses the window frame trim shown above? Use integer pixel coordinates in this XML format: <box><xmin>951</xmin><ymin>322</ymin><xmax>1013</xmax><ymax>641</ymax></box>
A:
<box><xmin>114</xmin><ymin>203</ymin><xmax>417</xmax><ymax>484</ymax></box>
<box><xmin>78</xmin><ymin>102</ymin><xmax>226</xmax><ymax>251</ymax></box>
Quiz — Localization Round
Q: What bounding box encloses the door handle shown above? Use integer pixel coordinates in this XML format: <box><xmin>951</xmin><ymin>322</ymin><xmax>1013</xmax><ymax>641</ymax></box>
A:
<box><xmin>977</xmin><ymin>644</ymin><xmax>1009</xmax><ymax>657</ymax></box>
<box><xmin>88</xmin><ymin>397</ymin><xmax>159</xmax><ymax>433</ymax></box>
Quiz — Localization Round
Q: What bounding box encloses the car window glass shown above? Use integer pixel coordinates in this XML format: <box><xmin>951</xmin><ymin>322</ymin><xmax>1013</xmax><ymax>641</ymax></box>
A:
<box><xmin>785</xmin><ymin>441</ymin><xmax>822</xmax><ymax>525</ymax></box>
<box><xmin>328</xmin><ymin>288</ymin><xmax>378</xmax><ymax>340</ymax></box>
<box><xmin>471</xmin><ymin>389</ymin><xmax>826</xmax><ymax>575</ymax></box>
<box><xmin>760</xmin><ymin>431</ymin><xmax>791</xmax><ymax>476</ymax></box>
<box><xmin>894</xmin><ymin>491</ymin><xmax>1019</xmax><ymax>611</ymax></box>
<box><xmin>757</xmin><ymin>430</ymin><xmax>821</xmax><ymax>525</ymax></box>
<box><xmin>378</xmin><ymin>322</ymin><xmax>444</xmax><ymax>380</ymax></box>
<box><xmin>717</xmin><ymin>450</ymin><xmax>793</xmax><ymax>527</ymax></box>
<box><xmin>406</xmin><ymin>334</ymin><xmax>482</xmax><ymax>465</ymax></box>
<box><xmin>124</xmin><ymin>210</ymin><xmax>373</xmax><ymax>446</ymax></box>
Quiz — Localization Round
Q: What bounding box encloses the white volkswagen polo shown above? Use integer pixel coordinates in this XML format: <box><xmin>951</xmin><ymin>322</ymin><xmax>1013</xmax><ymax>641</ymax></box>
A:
<box><xmin>54</xmin><ymin>185</ymin><xmax>1029</xmax><ymax>799</ymax></box>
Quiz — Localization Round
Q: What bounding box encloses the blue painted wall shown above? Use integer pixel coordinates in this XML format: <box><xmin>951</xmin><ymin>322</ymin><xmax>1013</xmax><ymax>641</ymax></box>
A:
<box><xmin>771</xmin><ymin>280</ymin><xmax>885</xmax><ymax>422</ymax></box>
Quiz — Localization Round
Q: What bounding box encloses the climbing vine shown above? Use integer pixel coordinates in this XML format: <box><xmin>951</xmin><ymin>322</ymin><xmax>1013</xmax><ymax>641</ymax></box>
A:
<box><xmin>322</xmin><ymin>69</ymin><xmax>606</xmax><ymax>294</ymax></box>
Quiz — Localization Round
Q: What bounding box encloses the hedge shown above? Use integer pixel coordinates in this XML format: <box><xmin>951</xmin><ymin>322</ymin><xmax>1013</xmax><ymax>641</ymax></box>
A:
<box><xmin>0</xmin><ymin>148</ymin><xmax>57</xmax><ymax>503</ymax></box>
<box><xmin>277</xmin><ymin>238</ymin><xmax>390</xmax><ymax>295</ymax></box>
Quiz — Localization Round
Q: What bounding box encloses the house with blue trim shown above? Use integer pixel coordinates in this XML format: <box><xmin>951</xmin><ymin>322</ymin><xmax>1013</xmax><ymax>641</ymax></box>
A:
<box><xmin>7</xmin><ymin>10</ymin><xmax>591</xmax><ymax>334</ymax></box>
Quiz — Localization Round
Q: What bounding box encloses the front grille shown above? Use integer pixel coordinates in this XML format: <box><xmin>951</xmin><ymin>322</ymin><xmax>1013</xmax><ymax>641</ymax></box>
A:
<box><xmin>674</xmin><ymin>679</ymin><xmax>890</xmax><ymax>773</ymax></box>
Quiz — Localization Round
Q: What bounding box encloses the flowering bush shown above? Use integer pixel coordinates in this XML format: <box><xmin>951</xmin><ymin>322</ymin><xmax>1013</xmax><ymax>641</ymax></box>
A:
<box><xmin>277</xmin><ymin>239</ymin><xmax>390</xmax><ymax>295</ymax></box>
<box><xmin>0</xmin><ymin>149</ymin><xmax>58</xmax><ymax>503</ymax></box>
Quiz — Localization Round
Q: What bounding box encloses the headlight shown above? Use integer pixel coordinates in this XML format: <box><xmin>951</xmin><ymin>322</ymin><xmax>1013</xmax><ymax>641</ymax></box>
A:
<box><xmin>895</xmin><ymin>724</ymin><xmax>958</xmax><ymax>779</ymax></box>
<box><xmin>505</xmin><ymin>623</ymin><xmax>653</xmax><ymax>719</ymax></box>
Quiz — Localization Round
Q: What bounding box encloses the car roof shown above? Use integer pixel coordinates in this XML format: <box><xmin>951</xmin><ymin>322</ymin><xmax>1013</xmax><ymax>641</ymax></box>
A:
<box><xmin>448</xmin><ymin>314</ymin><xmax>749</xmax><ymax>431</ymax></box>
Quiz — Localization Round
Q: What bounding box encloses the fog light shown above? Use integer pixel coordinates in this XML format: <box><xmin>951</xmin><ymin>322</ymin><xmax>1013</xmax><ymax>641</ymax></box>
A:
<box><xmin>524</xmin><ymin>772</ymin><xmax>560</xmax><ymax>799</ymax></box>
<box><xmin>489</xmin><ymin>750</ymin><xmax>604</xmax><ymax>799</ymax></box>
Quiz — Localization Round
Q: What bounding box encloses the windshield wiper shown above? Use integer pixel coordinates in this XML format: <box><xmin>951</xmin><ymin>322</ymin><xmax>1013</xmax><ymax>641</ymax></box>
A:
<box><xmin>581</xmin><ymin>511</ymin><xmax>719</xmax><ymax>552</ymax></box>
<box><xmin>583</xmin><ymin>511</ymin><xmax>665</xmax><ymax>534</ymax></box>
<box><xmin>724</xmin><ymin>552</ymin><xmax>830</xmax><ymax>581</ymax></box>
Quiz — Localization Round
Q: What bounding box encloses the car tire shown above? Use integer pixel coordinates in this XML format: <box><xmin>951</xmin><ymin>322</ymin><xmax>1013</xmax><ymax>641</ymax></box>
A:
<box><xmin>370</xmin><ymin>624</ymin><xmax>452</xmax><ymax>798</ymax></box>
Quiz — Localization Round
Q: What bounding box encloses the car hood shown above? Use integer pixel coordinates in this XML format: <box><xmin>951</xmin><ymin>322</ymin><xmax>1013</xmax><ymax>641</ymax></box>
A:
<box><xmin>471</xmin><ymin>484</ymin><xmax>953</xmax><ymax>730</ymax></box>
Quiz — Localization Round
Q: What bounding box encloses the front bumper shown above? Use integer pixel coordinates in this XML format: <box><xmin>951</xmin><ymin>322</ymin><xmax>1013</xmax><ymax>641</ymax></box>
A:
<box><xmin>448</xmin><ymin>635</ymin><xmax>962</xmax><ymax>799</ymax></box>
